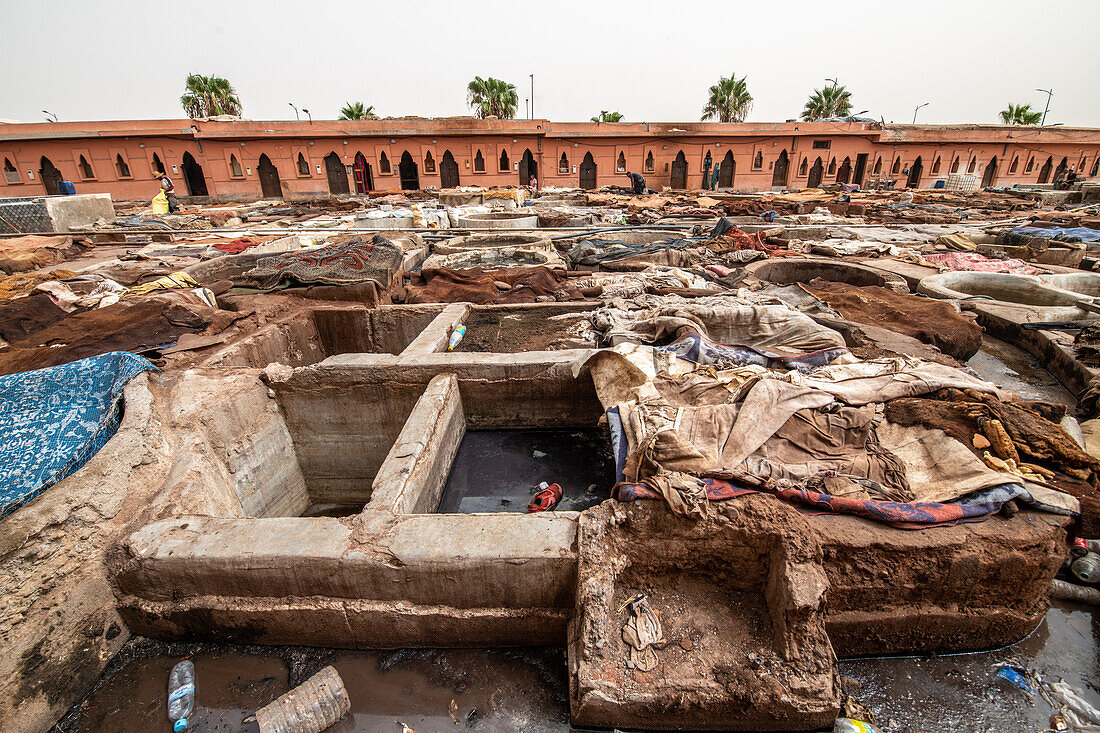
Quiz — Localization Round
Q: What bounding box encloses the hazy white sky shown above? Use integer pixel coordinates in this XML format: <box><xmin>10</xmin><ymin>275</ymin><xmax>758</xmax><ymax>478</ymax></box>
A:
<box><xmin>3</xmin><ymin>0</ymin><xmax>1098</xmax><ymax>126</ymax></box>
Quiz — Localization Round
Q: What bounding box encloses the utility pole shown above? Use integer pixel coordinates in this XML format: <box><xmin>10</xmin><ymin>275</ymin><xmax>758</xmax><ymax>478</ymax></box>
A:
<box><xmin>525</xmin><ymin>98</ymin><xmax>530</xmax><ymax>119</ymax></box>
<box><xmin>1036</xmin><ymin>88</ymin><xmax>1053</xmax><ymax>126</ymax></box>
<box><xmin>530</xmin><ymin>74</ymin><xmax>535</xmax><ymax>119</ymax></box>
<box><xmin>288</xmin><ymin>103</ymin><xmax>299</xmax><ymax>121</ymax></box>
<box><xmin>912</xmin><ymin>102</ymin><xmax>929</xmax><ymax>124</ymax></box>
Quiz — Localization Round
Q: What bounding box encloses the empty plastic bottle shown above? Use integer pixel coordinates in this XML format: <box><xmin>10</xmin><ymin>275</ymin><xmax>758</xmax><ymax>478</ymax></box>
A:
<box><xmin>447</xmin><ymin>324</ymin><xmax>466</xmax><ymax>351</ymax></box>
<box><xmin>255</xmin><ymin>666</ymin><xmax>350</xmax><ymax>733</ymax></box>
<box><xmin>167</xmin><ymin>659</ymin><xmax>195</xmax><ymax>732</ymax></box>
<box><xmin>834</xmin><ymin>719</ymin><xmax>879</xmax><ymax>733</ymax></box>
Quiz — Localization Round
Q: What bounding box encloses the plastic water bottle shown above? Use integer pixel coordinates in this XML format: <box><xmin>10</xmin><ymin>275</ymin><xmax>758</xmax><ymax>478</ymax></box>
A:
<box><xmin>834</xmin><ymin>720</ymin><xmax>879</xmax><ymax>733</ymax></box>
<box><xmin>447</xmin><ymin>324</ymin><xmax>466</xmax><ymax>351</ymax></box>
<box><xmin>168</xmin><ymin>659</ymin><xmax>195</xmax><ymax>732</ymax></box>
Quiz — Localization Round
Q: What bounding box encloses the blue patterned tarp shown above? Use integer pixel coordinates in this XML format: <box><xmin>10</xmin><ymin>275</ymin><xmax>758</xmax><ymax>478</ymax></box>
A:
<box><xmin>0</xmin><ymin>351</ymin><xmax>155</xmax><ymax>518</ymax></box>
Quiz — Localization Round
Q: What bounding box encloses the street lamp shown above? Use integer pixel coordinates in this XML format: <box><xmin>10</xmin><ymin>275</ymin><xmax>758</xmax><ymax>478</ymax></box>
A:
<box><xmin>825</xmin><ymin>78</ymin><xmax>838</xmax><ymax>88</ymax></box>
<box><xmin>42</xmin><ymin>110</ymin><xmax>57</xmax><ymax>122</ymax></box>
<box><xmin>530</xmin><ymin>74</ymin><xmax>535</xmax><ymax>119</ymax></box>
<box><xmin>288</xmin><ymin>103</ymin><xmax>299</xmax><ymax>121</ymax></box>
<box><xmin>912</xmin><ymin>102</ymin><xmax>930</xmax><ymax>124</ymax></box>
<box><xmin>1036</xmin><ymin>88</ymin><xmax>1053</xmax><ymax>126</ymax></box>
<box><xmin>302</xmin><ymin>108</ymin><xmax>312</xmax><ymax>124</ymax></box>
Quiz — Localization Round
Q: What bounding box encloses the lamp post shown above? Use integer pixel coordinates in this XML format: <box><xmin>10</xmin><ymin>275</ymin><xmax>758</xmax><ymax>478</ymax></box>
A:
<box><xmin>42</xmin><ymin>110</ymin><xmax>57</xmax><ymax>122</ymax></box>
<box><xmin>530</xmin><ymin>74</ymin><xmax>535</xmax><ymax>119</ymax></box>
<box><xmin>1036</xmin><ymin>88</ymin><xmax>1053</xmax><ymax>126</ymax></box>
<box><xmin>302</xmin><ymin>109</ymin><xmax>312</xmax><ymax>124</ymax></box>
<box><xmin>912</xmin><ymin>102</ymin><xmax>929</xmax><ymax>124</ymax></box>
<box><xmin>288</xmin><ymin>103</ymin><xmax>299</xmax><ymax>121</ymax></box>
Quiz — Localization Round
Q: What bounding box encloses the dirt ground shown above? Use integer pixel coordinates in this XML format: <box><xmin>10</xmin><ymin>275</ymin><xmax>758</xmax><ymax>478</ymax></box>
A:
<box><xmin>457</xmin><ymin>307</ymin><xmax>597</xmax><ymax>352</ymax></box>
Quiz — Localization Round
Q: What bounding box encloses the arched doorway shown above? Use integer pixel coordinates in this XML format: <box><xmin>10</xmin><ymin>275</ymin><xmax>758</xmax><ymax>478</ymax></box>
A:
<box><xmin>519</xmin><ymin>149</ymin><xmax>537</xmax><ymax>186</ymax></box>
<box><xmin>853</xmin><ymin>153</ymin><xmax>868</xmax><ymax>186</ymax></box>
<box><xmin>440</xmin><ymin>151</ymin><xmax>460</xmax><ymax>188</ymax></box>
<box><xmin>807</xmin><ymin>157</ymin><xmax>824</xmax><ymax>188</ymax></box>
<box><xmin>906</xmin><ymin>156</ymin><xmax>923</xmax><ymax>188</ymax></box>
<box><xmin>353</xmin><ymin>152</ymin><xmax>373</xmax><ymax>194</ymax></box>
<box><xmin>1053</xmin><ymin>157</ymin><xmax>1068</xmax><ymax>183</ymax></box>
<box><xmin>718</xmin><ymin>150</ymin><xmax>735</xmax><ymax>188</ymax></box>
<box><xmin>579</xmin><ymin>152</ymin><xmax>597</xmax><ymax>189</ymax></box>
<box><xmin>258</xmin><ymin>154</ymin><xmax>282</xmax><ymax>198</ymax></box>
<box><xmin>181</xmin><ymin>152</ymin><xmax>208</xmax><ymax>196</ymax></box>
<box><xmin>771</xmin><ymin>149</ymin><xmax>789</xmax><ymax>188</ymax></box>
<box><xmin>981</xmin><ymin>156</ymin><xmax>998</xmax><ymax>188</ymax></box>
<box><xmin>398</xmin><ymin>151</ymin><xmax>419</xmax><ymax>190</ymax></box>
<box><xmin>670</xmin><ymin>151</ymin><xmax>688</xmax><ymax>189</ymax></box>
<box><xmin>324</xmin><ymin>152</ymin><xmax>350</xmax><ymax>195</ymax></box>
<box><xmin>836</xmin><ymin>156</ymin><xmax>852</xmax><ymax>184</ymax></box>
<box><xmin>39</xmin><ymin>156</ymin><xmax>62</xmax><ymax>195</ymax></box>
<box><xmin>1038</xmin><ymin>156</ymin><xmax>1053</xmax><ymax>184</ymax></box>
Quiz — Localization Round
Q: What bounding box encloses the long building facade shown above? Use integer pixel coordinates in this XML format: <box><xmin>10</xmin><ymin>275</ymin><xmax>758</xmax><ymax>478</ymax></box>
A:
<box><xmin>1</xmin><ymin>117</ymin><xmax>1098</xmax><ymax>202</ymax></box>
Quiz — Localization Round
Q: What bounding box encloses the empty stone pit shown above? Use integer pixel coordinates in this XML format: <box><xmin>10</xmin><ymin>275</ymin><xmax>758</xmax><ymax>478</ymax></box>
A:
<box><xmin>747</xmin><ymin>257</ymin><xmax>909</xmax><ymax>292</ymax></box>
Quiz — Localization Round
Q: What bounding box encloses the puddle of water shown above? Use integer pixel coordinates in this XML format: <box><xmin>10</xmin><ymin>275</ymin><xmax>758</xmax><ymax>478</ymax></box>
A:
<box><xmin>437</xmin><ymin>430</ymin><xmax>614</xmax><ymax>513</ymax></box>
<box><xmin>967</xmin><ymin>335</ymin><xmax>1077</xmax><ymax>406</ymax></box>
<box><xmin>837</xmin><ymin>600</ymin><xmax>1100</xmax><ymax>732</ymax></box>
<box><xmin>60</xmin><ymin>645</ymin><xmax>578</xmax><ymax>733</ymax></box>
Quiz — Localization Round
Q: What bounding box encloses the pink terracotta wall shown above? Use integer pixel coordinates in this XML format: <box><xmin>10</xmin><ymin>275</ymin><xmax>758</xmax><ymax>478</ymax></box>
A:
<box><xmin>1</xmin><ymin>119</ymin><xmax>1098</xmax><ymax>202</ymax></box>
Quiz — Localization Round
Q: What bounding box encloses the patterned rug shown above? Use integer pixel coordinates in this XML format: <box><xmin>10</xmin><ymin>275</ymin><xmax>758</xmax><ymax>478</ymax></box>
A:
<box><xmin>244</xmin><ymin>235</ymin><xmax>403</xmax><ymax>290</ymax></box>
<box><xmin>0</xmin><ymin>351</ymin><xmax>155</xmax><ymax>517</ymax></box>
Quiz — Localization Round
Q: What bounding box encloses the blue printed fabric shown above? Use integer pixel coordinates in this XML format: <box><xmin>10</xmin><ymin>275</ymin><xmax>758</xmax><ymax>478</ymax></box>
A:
<box><xmin>655</xmin><ymin>331</ymin><xmax>850</xmax><ymax>373</ymax></box>
<box><xmin>0</xmin><ymin>351</ymin><xmax>155</xmax><ymax>517</ymax></box>
<box><xmin>1006</xmin><ymin>226</ymin><xmax>1100</xmax><ymax>244</ymax></box>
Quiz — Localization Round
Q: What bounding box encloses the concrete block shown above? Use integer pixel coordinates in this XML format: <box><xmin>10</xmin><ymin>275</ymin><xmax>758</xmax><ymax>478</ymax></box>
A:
<box><xmin>44</xmin><ymin>193</ymin><xmax>115</xmax><ymax>232</ymax></box>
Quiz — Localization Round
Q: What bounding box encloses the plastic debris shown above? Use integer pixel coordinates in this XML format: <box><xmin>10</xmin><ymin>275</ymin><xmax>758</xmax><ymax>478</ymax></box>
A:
<box><xmin>995</xmin><ymin>665</ymin><xmax>1038</xmax><ymax>696</ymax></box>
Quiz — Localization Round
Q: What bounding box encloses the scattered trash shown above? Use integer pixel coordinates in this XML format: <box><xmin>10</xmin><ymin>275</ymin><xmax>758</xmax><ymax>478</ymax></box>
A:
<box><xmin>995</xmin><ymin>664</ymin><xmax>1038</xmax><ymax>696</ymax></box>
<box><xmin>449</xmin><ymin>698</ymin><xmax>460</xmax><ymax>724</ymax></box>
<box><xmin>1069</xmin><ymin>552</ymin><xmax>1100</xmax><ymax>583</ymax></box>
<box><xmin>255</xmin><ymin>665</ymin><xmax>350</xmax><ymax>733</ymax></box>
<box><xmin>447</xmin><ymin>324</ymin><xmax>466</xmax><ymax>351</ymax></box>
<box><xmin>396</xmin><ymin>723</ymin><xmax>415</xmax><ymax>733</ymax></box>
<box><xmin>1049</xmin><ymin>712</ymin><xmax>1069</xmax><ymax>731</ymax></box>
<box><xmin>621</xmin><ymin>594</ymin><xmax>663</xmax><ymax>673</ymax></box>
<box><xmin>1071</xmin><ymin>537</ymin><xmax>1089</xmax><ymax>557</ymax></box>
<box><xmin>1038</xmin><ymin>676</ymin><xmax>1100</xmax><ymax>731</ymax></box>
<box><xmin>527</xmin><ymin>481</ymin><xmax>562</xmax><ymax>512</ymax></box>
<box><xmin>167</xmin><ymin>658</ymin><xmax>195</xmax><ymax>733</ymax></box>
<box><xmin>834</xmin><ymin>719</ymin><xmax>879</xmax><ymax>733</ymax></box>
<box><xmin>531</xmin><ymin>449</ymin><xmax>547</xmax><ymax>458</ymax></box>
<box><xmin>1050</xmin><ymin>578</ymin><xmax>1100</xmax><ymax>605</ymax></box>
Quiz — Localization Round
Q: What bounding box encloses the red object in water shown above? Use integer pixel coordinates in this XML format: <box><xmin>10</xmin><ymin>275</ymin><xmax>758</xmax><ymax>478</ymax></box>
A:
<box><xmin>528</xmin><ymin>482</ymin><xmax>563</xmax><ymax>512</ymax></box>
<box><xmin>1072</xmin><ymin>536</ymin><xmax>1089</xmax><ymax>557</ymax></box>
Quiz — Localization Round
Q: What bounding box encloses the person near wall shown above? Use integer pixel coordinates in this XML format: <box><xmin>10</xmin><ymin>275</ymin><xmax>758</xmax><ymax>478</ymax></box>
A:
<box><xmin>625</xmin><ymin>170</ymin><xmax>647</xmax><ymax>195</ymax></box>
<box><xmin>154</xmin><ymin>170</ymin><xmax>179</xmax><ymax>213</ymax></box>
<box><xmin>530</xmin><ymin>175</ymin><xmax>538</xmax><ymax>190</ymax></box>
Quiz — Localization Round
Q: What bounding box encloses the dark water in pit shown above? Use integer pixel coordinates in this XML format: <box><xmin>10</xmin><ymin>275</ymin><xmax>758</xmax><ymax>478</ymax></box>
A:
<box><xmin>57</xmin><ymin>602</ymin><xmax>1098</xmax><ymax>733</ymax></box>
<box><xmin>436</xmin><ymin>429</ymin><xmax>615</xmax><ymax>513</ymax></box>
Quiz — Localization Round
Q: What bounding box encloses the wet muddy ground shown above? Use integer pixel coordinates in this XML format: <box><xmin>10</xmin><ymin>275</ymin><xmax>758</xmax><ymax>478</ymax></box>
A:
<box><xmin>56</xmin><ymin>601</ymin><xmax>1097</xmax><ymax>733</ymax></box>
<box><xmin>437</xmin><ymin>429</ymin><xmax>615</xmax><ymax>513</ymax></box>
<box><xmin>966</xmin><ymin>335</ymin><xmax>1077</xmax><ymax>407</ymax></box>
<box><xmin>456</xmin><ymin>308</ymin><xmax>597</xmax><ymax>352</ymax></box>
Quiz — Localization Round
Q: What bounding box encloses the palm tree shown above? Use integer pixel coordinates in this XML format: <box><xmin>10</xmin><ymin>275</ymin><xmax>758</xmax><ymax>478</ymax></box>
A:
<box><xmin>466</xmin><ymin>77</ymin><xmax>519</xmax><ymax>119</ymax></box>
<box><xmin>339</xmin><ymin>102</ymin><xmax>377</xmax><ymax>120</ymax></box>
<box><xmin>998</xmin><ymin>103</ymin><xmax>1042</xmax><ymax>125</ymax></box>
<box><xmin>180</xmin><ymin>74</ymin><xmax>242</xmax><ymax>119</ymax></box>
<box><xmin>700</xmin><ymin>74</ymin><xmax>753</xmax><ymax>123</ymax></box>
<box><xmin>591</xmin><ymin>110</ymin><xmax>624</xmax><ymax>123</ymax></box>
<box><xmin>800</xmin><ymin>85</ymin><xmax>853</xmax><ymax>121</ymax></box>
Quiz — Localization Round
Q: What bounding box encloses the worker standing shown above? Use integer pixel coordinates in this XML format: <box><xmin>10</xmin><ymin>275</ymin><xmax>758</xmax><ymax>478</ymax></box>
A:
<box><xmin>154</xmin><ymin>169</ymin><xmax>179</xmax><ymax>213</ymax></box>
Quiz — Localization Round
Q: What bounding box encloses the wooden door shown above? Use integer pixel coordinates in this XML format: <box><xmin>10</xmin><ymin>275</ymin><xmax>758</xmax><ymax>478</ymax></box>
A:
<box><xmin>258</xmin><ymin>154</ymin><xmax>282</xmax><ymax>198</ymax></box>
